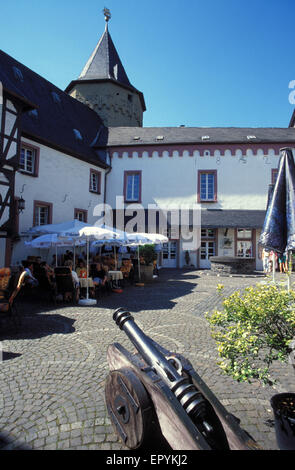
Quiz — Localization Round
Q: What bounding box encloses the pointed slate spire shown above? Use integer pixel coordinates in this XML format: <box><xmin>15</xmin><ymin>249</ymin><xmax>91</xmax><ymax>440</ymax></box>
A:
<box><xmin>78</xmin><ymin>13</ymin><xmax>132</xmax><ymax>88</ymax></box>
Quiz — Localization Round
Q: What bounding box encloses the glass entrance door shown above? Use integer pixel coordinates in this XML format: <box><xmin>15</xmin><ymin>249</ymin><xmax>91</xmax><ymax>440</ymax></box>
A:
<box><xmin>162</xmin><ymin>241</ymin><xmax>177</xmax><ymax>268</ymax></box>
<box><xmin>200</xmin><ymin>240</ymin><xmax>215</xmax><ymax>269</ymax></box>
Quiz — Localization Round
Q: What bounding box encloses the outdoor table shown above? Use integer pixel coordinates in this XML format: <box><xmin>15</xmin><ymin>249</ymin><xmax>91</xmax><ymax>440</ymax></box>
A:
<box><xmin>108</xmin><ymin>270</ymin><xmax>123</xmax><ymax>288</ymax></box>
<box><xmin>108</xmin><ymin>271</ymin><xmax>123</xmax><ymax>281</ymax></box>
<box><xmin>79</xmin><ymin>277</ymin><xmax>94</xmax><ymax>288</ymax></box>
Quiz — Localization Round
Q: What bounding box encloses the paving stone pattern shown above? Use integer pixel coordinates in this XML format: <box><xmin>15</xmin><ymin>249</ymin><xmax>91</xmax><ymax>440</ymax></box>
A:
<box><xmin>0</xmin><ymin>269</ymin><xmax>295</xmax><ymax>450</ymax></box>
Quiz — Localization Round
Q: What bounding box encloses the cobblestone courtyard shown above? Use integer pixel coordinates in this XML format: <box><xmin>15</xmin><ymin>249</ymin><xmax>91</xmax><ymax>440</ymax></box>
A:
<box><xmin>0</xmin><ymin>269</ymin><xmax>294</xmax><ymax>451</ymax></box>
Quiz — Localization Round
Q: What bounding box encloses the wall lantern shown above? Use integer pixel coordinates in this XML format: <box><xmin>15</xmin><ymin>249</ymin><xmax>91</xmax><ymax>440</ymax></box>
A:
<box><xmin>18</xmin><ymin>196</ymin><xmax>25</xmax><ymax>213</ymax></box>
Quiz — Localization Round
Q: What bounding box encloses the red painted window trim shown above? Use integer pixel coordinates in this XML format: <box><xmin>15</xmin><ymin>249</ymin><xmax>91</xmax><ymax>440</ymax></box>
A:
<box><xmin>74</xmin><ymin>208</ymin><xmax>88</xmax><ymax>223</ymax></box>
<box><xmin>33</xmin><ymin>200</ymin><xmax>53</xmax><ymax>226</ymax></box>
<box><xmin>20</xmin><ymin>141</ymin><xmax>40</xmax><ymax>177</ymax></box>
<box><xmin>123</xmin><ymin>170</ymin><xmax>142</xmax><ymax>203</ymax></box>
<box><xmin>271</xmin><ymin>168</ymin><xmax>278</xmax><ymax>185</ymax></box>
<box><xmin>197</xmin><ymin>170</ymin><xmax>217</xmax><ymax>203</ymax></box>
<box><xmin>89</xmin><ymin>169</ymin><xmax>101</xmax><ymax>194</ymax></box>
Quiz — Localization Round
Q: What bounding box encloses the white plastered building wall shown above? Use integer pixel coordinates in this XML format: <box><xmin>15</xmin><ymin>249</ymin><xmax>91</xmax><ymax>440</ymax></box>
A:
<box><xmin>11</xmin><ymin>138</ymin><xmax>106</xmax><ymax>264</ymax></box>
<box><xmin>106</xmin><ymin>147</ymin><xmax>287</xmax><ymax>269</ymax></box>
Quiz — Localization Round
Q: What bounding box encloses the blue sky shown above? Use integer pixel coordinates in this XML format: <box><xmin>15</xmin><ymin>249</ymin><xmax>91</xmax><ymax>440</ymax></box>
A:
<box><xmin>1</xmin><ymin>0</ymin><xmax>295</xmax><ymax>128</ymax></box>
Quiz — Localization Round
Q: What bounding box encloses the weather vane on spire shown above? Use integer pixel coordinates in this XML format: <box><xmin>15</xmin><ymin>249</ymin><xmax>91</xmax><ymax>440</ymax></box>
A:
<box><xmin>103</xmin><ymin>7</ymin><xmax>111</xmax><ymax>23</ymax></box>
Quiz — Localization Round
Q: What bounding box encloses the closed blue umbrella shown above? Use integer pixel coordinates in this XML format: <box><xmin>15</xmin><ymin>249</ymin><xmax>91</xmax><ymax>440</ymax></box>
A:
<box><xmin>259</xmin><ymin>148</ymin><xmax>295</xmax><ymax>254</ymax></box>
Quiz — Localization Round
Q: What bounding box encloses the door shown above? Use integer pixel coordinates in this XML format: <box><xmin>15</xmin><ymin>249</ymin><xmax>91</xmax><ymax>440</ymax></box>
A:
<box><xmin>199</xmin><ymin>240</ymin><xmax>215</xmax><ymax>269</ymax></box>
<box><xmin>162</xmin><ymin>241</ymin><xmax>177</xmax><ymax>268</ymax></box>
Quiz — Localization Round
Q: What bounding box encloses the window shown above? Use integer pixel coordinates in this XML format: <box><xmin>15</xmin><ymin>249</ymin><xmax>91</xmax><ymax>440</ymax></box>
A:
<box><xmin>236</xmin><ymin>228</ymin><xmax>253</xmax><ymax>258</ymax></box>
<box><xmin>198</xmin><ymin>170</ymin><xmax>217</xmax><ymax>202</ymax></box>
<box><xmin>124</xmin><ymin>171</ymin><xmax>142</xmax><ymax>202</ymax></box>
<box><xmin>74</xmin><ymin>209</ymin><xmax>88</xmax><ymax>223</ymax></box>
<box><xmin>89</xmin><ymin>170</ymin><xmax>101</xmax><ymax>194</ymax></box>
<box><xmin>19</xmin><ymin>144</ymin><xmax>39</xmax><ymax>176</ymax></box>
<box><xmin>200</xmin><ymin>241</ymin><xmax>215</xmax><ymax>260</ymax></box>
<box><xmin>201</xmin><ymin>228</ymin><xmax>215</xmax><ymax>238</ymax></box>
<box><xmin>33</xmin><ymin>201</ymin><xmax>52</xmax><ymax>226</ymax></box>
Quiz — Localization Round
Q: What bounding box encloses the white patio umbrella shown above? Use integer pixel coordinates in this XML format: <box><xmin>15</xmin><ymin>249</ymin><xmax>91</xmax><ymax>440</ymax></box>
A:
<box><xmin>78</xmin><ymin>225</ymin><xmax>120</xmax><ymax>305</ymax></box>
<box><xmin>90</xmin><ymin>225</ymin><xmax>134</xmax><ymax>270</ymax></box>
<box><xmin>25</xmin><ymin>233</ymin><xmax>85</xmax><ymax>266</ymax></box>
<box><xmin>125</xmin><ymin>233</ymin><xmax>168</xmax><ymax>282</ymax></box>
<box><xmin>129</xmin><ymin>232</ymin><xmax>169</xmax><ymax>245</ymax></box>
<box><xmin>27</xmin><ymin>219</ymin><xmax>91</xmax><ymax>236</ymax></box>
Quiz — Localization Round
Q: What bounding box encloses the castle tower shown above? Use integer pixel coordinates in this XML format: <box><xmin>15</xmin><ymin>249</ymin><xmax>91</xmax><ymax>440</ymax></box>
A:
<box><xmin>65</xmin><ymin>9</ymin><xmax>146</xmax><ymax>127</ymax></box>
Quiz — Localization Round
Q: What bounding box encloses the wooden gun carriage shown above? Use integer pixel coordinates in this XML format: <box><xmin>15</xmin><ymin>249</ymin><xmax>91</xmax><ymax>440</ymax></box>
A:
<box><xmin>105</xmin><ymin>308</ymin><xmax>261</xmax><ymax>451</ymax></box>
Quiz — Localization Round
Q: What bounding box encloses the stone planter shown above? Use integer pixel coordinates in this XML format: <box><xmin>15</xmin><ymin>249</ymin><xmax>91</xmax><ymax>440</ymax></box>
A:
<box><xmin>139</xmin><ymin>265</ymin><xmax>154</xmax><ymax>282</ymax></box>
<box><xmin>271</xmin><ymin>393</ymin><xmax>295</xmax><ymax>450</ymax></box>
<box><xmin>210</xmin><ymin>256</ymin><xmax>256</xmax><ymax>275</ymax></box>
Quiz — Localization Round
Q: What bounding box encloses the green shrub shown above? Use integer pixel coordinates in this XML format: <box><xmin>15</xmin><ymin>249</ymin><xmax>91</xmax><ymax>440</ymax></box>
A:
<box><xmin>206</xmin><ymin>283</ymin><xmax>295</xmax><ymax>384</ymax></box>
<box><xmin>138</xmin><ymin>244</ymin><xmax>157</xmax><ymax>266</ymax></box>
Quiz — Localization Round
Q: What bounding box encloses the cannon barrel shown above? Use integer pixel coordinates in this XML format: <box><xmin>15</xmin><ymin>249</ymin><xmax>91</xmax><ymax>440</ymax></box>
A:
<box><xmin>113</xmin><ymin>308</ymin><xmax>208</xmax><ymax>424</ymax></box>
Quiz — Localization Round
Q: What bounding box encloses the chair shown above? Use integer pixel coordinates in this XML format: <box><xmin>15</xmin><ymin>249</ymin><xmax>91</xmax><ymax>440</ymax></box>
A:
<box><xmin>35</xmin><ymin>267</ymin><xmax>56</xmax><ymax>303</ymax></box>
<box><xmin>0</xmin><ymin>270</ymin><xmax>27</xmax><ymax>331</ymax></box>
<box><xmin>89</xmin><ymin>264</ymin><xmax>111</xmax><ymax>298</ymax></box>
<box><xmin>54</xmin><ymin>267</ymin><xmax>77</xmax><ymax>303</ymax></box>
<box><xmin>0</xmin><ymin>268</ymin><xmax>12</xmax><ymax>301</ymax></box>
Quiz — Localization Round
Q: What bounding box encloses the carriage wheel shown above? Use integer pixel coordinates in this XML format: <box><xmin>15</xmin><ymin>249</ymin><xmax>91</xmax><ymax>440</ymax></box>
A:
<box><xmin>105</xmin><ymin>368</ymin><xmax>159</xmax><ymax>449</ymax></box>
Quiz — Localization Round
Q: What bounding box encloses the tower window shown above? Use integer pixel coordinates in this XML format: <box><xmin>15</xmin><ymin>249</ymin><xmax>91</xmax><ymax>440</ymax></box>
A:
<box><xmin>128</xmin><ymin>94</ymin><xmax>133</xmax><ymax>103</ymax></box>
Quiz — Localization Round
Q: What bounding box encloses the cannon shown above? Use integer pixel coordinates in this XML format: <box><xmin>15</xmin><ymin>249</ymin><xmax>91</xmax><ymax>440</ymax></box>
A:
<box><xmin>105</xmin><ymin>308</ymin><xmax>262</xmax><ymax>450</ymax></box>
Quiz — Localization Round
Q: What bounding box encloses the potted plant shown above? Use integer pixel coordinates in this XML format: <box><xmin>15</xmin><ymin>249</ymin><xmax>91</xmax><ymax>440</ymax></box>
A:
<box><xmin>185</xmin><ymin>251</ymin><xmax>190</xmax><ymax>267</ymax></box>
<box><xmin>206</xmin><ymin>283</ymin><xmax>295</xmax><ymax>449</ymax></box>
<box><xmin>138</xmin><ymin>245</ymin><xmax>157</xmax><ymax>282</ymax></box>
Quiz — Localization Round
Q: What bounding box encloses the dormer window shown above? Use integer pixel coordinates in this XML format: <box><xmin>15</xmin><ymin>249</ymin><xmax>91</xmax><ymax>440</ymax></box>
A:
<box><xmin>51</xmin><ymin>91</ymin><xmax>61</xmax><ymax>104</ymax></box>
<box><xmin>28</xmin><ymin>109</ymin><xmax>38</xmax><ymax>119</ymax></box>
<box><xmin>201</xmin><ymin>135</ymin><xmax>210</xmax><ymax>141</ymax></box>
<box><xmin>73</xmin><ymin>129</ymin><xmax>83</xmax><ymax>141</ymax></box>
<box><xmin>12</xmin><ymin>66</ymin><xmax>24</xmax><ymax>82</ymax></box>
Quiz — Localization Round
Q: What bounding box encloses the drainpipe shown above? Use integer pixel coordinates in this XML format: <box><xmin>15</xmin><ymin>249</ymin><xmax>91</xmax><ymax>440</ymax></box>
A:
<box><xmin>104</xmin><ymin>151</ymin><xmax>112</xmax><ymax>205</ymax></box>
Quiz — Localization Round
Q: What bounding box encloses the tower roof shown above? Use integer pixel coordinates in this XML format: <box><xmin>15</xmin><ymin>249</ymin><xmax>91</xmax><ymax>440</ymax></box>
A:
<box><xmin>78</xmin><ymin>22</ymin><xmax>132</xmax><ymax>87</ymax></box>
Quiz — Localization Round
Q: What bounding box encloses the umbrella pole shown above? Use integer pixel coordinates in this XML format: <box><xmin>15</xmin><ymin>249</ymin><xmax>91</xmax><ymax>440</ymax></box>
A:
<box><xmin>86</xmin><ymin>236</ymin><xmax>89</xmax><ymax>299</ymax></box>
<box><xmin>272</xmin><ymin>252</ymin><xmax>275</xmax><ymax>284</ymax></box>
<box><xmin>287</xmin><ymin>251</ymin><xmax>290</xmax><ymax>293</ymax></box>
<box><xmin>78</xmin><ymin>235</ymin><xmax>96</xmax><ymax>306</ymax></box>
<box><xmin>56</xmin><ymin>245</ymin><xmax>58</xmax><ymax>267</ymax></box>
<box><xmin>138</xmin><ymin>246</ymin><xmax>141</xmax><ymax>281</ymax></box>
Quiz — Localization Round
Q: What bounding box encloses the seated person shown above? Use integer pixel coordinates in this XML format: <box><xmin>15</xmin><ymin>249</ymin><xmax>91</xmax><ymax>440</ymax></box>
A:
<box><xmin>76</xmin><ymin>260</ymin><xmax>87</xmax><ymax>278</ymax></box>
<box><xmin>64</xmin><ymin>260</ymin><xmax>80</xmax><ymax>302</ymax></box>
<box><xmin>51</xmin><ymin>254</ymin><xmax>57</xmax><ymax>267</ymax></box>
<box><xmin>40</xmin><ymin>261</ymin><xmax>55</xmax><ymax>286</ymax></box>
<box><xmin>90</xmin><ymin>263</ymin><xmax>108</xmax><ymax>287</ymax></box>
<box><xmin>22</xmin><ymin>261</ymin><xmax>39</xmax><ymax>287</ymax></box>
<box><xmin>120</xmin><ymin>259</ymin><xmax>133</xmax><ymax>278</ymax></box>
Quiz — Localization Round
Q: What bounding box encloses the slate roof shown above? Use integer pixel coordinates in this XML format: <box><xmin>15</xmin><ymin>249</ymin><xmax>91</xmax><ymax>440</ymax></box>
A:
<box><xmin>78</xmin><ymin>23</ymin><xmax>132</xmax><ymax>86</ymax></box>
<box><xmin>201</xmin><ymin>210</ymin><xmax>266</xmax><ymax>228</ymax></box>
<box><xmin>102</xmin><ymin>126</ymin><xmax>295</xmax><ymax>147</ymax></box>
<box><xmin>65</xmin><ymin>24</ymin><xmax>146</xmax><ymax>111</ymax></box>
<box><xmin>0</xmin><ymin>49</ymin><xmax>109</xmax><ymax>168</ymax></box>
